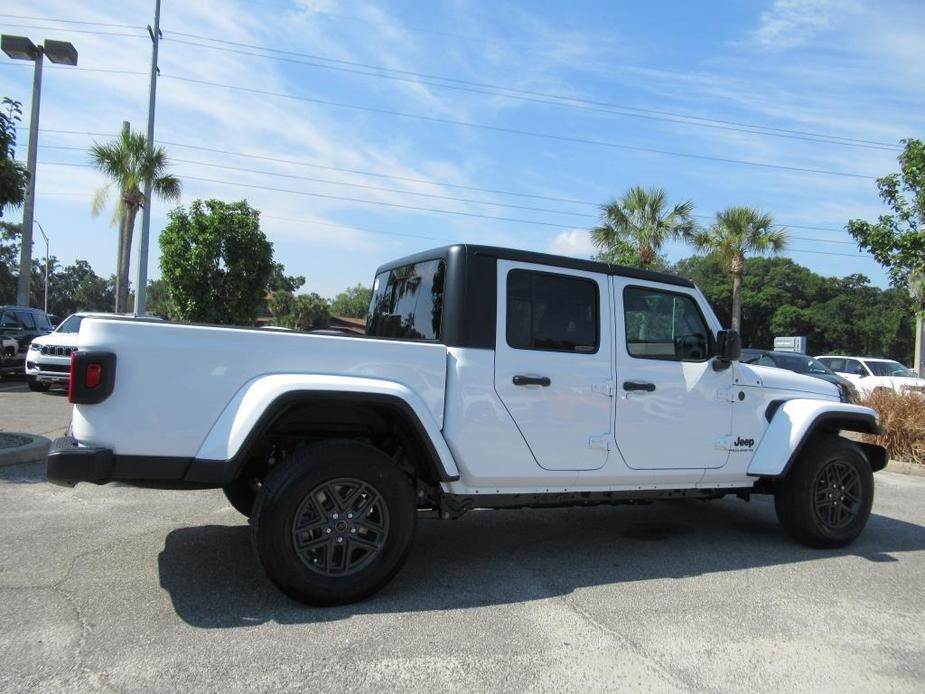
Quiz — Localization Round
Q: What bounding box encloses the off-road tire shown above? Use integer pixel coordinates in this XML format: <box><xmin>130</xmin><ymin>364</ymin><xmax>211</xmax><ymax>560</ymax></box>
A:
<box><xmin>774</xmin><ymin>434</ymin><xmax>873</xmax><ymax>548</ymax></box>
<box><xmin>27</xmin><ymin>377</ymin><xmax>50</xmax><ymax>392</ymax></box>
<box><xmin>222</xmin><ymin>477</ymin><xmax>258</xmax><ymax>517</ymax></box>
<box><xmin>252</xmin><ymin>440</ymin><xmax>416</xmax><ymax>606</ymax></box>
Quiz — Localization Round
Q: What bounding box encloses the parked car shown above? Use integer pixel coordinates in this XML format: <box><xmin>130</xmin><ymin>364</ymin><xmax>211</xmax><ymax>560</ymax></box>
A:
<box><xmin>741</xmin><ymin>349</ymin><xmax>859</xmax><ymax>402</ymax></box>
<box><xmin>0</xmin><ymin>305</ymin><xmax>54</xmax><ymax>375</ymax></box>
<box><xmin>48</xmin><ymin>244</ymin><xmax>885</xmax><ymax>606</ymax></box>
<box><xmin>26</xmin><ymin>312</ymin><xmax>161</xmax><ymax>391</ymax></box>
<box><xmin>815</xmin><ymin>355</ymin><xmax>925</xmax><ymax>397</ymax></box>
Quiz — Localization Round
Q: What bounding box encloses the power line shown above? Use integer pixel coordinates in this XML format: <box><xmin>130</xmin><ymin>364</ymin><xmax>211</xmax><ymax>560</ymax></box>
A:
<box><xmin>37</xmin><ymin>160</ymin><xmax>873</xmax><ymax>258</ymax></box>
<box><xmin>160</xmin><ymin>74</ymin><xmax>878</xmax><ymax>181</ymax></box>
<box><xmin>36</xmin><ymin>140</ymin><xmax>859</xmax><ymax>242</ymax></box>
<box><xmin>0</xmin><ymin>14</ymin><xmax>143</xmax><ymax>29</ymax></box>
<box><xmin>0</xmin><ymin>61</ymin><xmax>146</xmax><ymax>76</ymax></box>
<box><xmin>164</xmin><ymin>33</ymin><xmax>901</xmax><ymax>152</ymax></box>
<box><xmin>0</xmin><ymin>23</ymin><xmax>146</xmax><ymax>38</ymax></box>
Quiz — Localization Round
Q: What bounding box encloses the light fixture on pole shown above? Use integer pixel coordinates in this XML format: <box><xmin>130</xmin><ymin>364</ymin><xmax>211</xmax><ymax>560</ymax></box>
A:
<box><xmin>1</xmin><ymin>34</ymin><xmax>77</xmax><ymax>308</ymax></box>
<box><xmin>34</xmin><ymin>220</ymin><xmax>49</xmax><ymax>314</ymax></box>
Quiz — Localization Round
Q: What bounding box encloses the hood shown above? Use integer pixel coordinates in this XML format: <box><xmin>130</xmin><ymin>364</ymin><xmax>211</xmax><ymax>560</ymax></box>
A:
<box><xmin>29</xmin><ymin>330</ymin><xmax>79</xmax><ymax>348</ymax></box>
<box><xmin>735</xmin><ymin>362</ymin><xmax>840</xmax><ymax>399</ymax></box>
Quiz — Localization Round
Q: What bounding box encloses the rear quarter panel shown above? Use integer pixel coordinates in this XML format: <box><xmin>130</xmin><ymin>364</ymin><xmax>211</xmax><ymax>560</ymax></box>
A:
<box><xmin>72</xmin><ymin>319</ymin><xmax>447</xmax><ymax>458</ymax></box>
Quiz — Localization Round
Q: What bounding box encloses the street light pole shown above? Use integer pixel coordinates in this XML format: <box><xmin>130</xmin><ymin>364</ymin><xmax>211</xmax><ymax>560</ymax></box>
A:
<box><xmin>2</xmin><ymin>35</ymin><xmax>77</xmax><ymax>308</ymax></box>
<box><xmin>34</xmin><ymin>220</ymin><xmax>49</xmax><ymax>314</ymax></box>
<box><xmin>133</xmin><ymin>0</ymin><xmax>162</xmax><ymax>316</ymax></box>
<box><xmin>16</xmin><ymin>44</ymin><xmax>42</xmax><ymax>308</ymax></box>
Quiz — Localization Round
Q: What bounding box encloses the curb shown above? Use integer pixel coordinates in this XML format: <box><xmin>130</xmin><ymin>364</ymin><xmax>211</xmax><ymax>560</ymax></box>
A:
<box><xmin>0</xmin><ymin>433</ymin><xmax>51</xmax><ymax>467</ymax></box>
<box><xmin>884</xmin><ymin>460</ymin><xmax>925</xmax><ymax>477</ymax></box>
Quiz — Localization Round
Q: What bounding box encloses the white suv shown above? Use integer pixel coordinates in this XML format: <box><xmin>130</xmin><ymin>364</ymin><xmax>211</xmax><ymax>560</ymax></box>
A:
<box><xmin>816</xmin><ymin>355</ymin><xmax>925</xmax><ymax>397</ymax></box>
<box><xmin>26</xmin><ymin>313</ymin><xmax>161</xmax><ymax>392</ymax></box>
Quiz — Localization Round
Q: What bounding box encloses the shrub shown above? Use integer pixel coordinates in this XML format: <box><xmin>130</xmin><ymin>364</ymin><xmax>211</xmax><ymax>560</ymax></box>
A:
<box><xmin>860</xmin><ymin>389</ymin><xmax>925</xmax><ymax>464</ymax></box>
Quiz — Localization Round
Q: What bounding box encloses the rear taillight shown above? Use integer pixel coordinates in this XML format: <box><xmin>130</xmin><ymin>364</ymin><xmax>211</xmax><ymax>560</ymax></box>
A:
<box><xmin>85</xmin><ymin>362</ymin><xmax>102</xmax><ymax>389</ymax></box>
<box><xmin>68</xmin><ymin>351</ymin><xmax>117</xmax><ymax>404</ymax></box>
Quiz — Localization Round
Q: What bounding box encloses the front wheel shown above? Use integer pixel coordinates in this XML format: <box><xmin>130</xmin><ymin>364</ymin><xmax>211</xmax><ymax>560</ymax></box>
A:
<box><xmin>252</xmin><ymin>440</ymin><xmax>416</xmax><ymax>606</ymax></box>
<box><xmin>27</xmin><ymin>377</ymin><xmax>50</xmax><ymax>392</ymax></box>
<box><xmin>774</xmin><ymin>435</ymin><xmax>874</xmax><ymax>548</ymax></box>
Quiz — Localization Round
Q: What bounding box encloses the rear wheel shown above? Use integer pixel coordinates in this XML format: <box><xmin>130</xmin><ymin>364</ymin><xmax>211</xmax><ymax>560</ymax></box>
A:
<box><xmin>252</xmin><ymin>440</ymin><xmax>416</xmax><ymax>606</ymax></box>
<box><xmin>774</xmin><ymin>435</ymin><xmax>873</xmax><ymax>548</ymax></box>
<box><xmin>27</xmin><ymin>377</ymin><xmax>50</xmax><ymax>392</ymax></box>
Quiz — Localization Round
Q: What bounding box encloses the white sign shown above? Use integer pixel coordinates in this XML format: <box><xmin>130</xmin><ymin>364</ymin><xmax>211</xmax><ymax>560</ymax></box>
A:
<box><xmin>773</xmin><ymin>336</ymin><xmax>808</xmax><ymax>353</ymax></box>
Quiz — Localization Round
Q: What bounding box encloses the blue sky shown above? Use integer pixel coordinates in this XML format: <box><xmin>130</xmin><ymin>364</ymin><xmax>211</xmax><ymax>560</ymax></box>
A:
<box><xmin>1</xmin><ymin>0</ymin><xmax>923</xmax><ymax>298</ymax></box>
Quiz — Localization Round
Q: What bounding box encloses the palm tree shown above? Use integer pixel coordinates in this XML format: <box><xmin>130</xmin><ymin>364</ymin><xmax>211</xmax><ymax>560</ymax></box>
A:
<box><xmin>691</xmin><ymin>206</ymin><xmax>788</xmax><ymax>332</ymax></box>
<box><xmin>90</xmin><ymin>129</ymin><xmax>180</xmax><ymax>312</ymax></box>
<box><xmin>591</xmin><ymin>185</ymin><xmax>695</xmax><ymax>268</ymax></box>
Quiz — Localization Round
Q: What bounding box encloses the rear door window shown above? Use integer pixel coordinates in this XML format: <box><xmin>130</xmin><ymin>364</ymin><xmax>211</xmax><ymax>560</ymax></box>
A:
<box><xmin>366</xmin><ymin>259</ymin><xmax>445</xmax><ymax>341</ymax></box>
<box><xmin>506</xmin><ymin>269</ymin><xmax>599</xmax><ymax>353</ymax></box>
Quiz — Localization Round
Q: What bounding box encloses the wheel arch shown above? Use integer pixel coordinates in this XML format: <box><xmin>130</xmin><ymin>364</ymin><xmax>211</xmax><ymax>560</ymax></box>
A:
<box><xmin>748</xmin><ymin>399</ymin><xmax>886</xmax><ymax>479</ymax></box>
<box><xmin>185</xmin><ymin>375</ymin><xmax>460</xmax><ymax>485</ymax></box>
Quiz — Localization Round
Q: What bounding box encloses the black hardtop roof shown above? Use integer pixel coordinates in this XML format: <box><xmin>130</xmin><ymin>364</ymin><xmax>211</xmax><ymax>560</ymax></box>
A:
<box><xmin>375</xmin><ymin>244</ymin><xmax>694</xmax><ymax>288</ymax></box>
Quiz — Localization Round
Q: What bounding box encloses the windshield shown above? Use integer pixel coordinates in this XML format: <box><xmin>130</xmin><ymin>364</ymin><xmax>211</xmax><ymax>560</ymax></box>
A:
<box><xmin>864</xmin><ymin>360</ymin><xmax>915</xmax><ymax>377</ymax></box>
<box><xmin>771</xmin><ymin>353</ymin><xmax>833</xmax><ymax>375</ymax></box>
<box><xmin>55</xmin><ymin>315</ymin><xmax>83</xmax><ymax>333</ymax></box>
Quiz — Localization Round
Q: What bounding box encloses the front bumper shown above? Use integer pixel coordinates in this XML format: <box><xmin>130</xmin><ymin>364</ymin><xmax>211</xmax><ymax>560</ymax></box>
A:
<box><xmin>46</xmin><ymin>437</ymin><xmax>208</xmax><ymax>488</ymax></box>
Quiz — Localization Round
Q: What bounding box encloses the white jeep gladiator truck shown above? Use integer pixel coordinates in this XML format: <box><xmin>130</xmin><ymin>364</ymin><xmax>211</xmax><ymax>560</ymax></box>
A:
<box><xmin>47</xmin><ymin>244</ymin><xmax>886</xmax><ymax>605</ymax></box>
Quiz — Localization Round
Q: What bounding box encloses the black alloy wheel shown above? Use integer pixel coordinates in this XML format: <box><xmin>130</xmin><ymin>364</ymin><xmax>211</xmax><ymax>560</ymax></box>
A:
<box><xmin>291</xmin><ymin>478</ymin><xmax>390</xmax><ymax>576</ymax></box>
<box><xmin>812</xmin><ymin>460</ymin><xmax>862</xmax><ymax>530</ymax></box>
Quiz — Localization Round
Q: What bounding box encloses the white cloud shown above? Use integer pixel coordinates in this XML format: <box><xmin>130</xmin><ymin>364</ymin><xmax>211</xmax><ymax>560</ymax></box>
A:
<box><xmin>751</xmin><ymin>0</ymin><xmax>855</xmax><ymax>50</ymax></box>
<box><xmin>546</xmin><ymin>229</ymin><xmax>596</xmax><ymax>258</ymax></box>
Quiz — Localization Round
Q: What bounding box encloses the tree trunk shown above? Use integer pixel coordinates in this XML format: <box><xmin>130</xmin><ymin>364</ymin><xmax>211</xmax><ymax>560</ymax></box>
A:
<box><xmin>114</xmin><ymin>221</ymin><xmax>124</xmax><ymax>312</ymax></box>
<box><xmin>731</xmin><ymin>271</ymin><xmax>742</xmax><ymax>333</ymax></box>
<box><xmin>118</xmin><ymin>205</ymin><xmax>138</xmax><ymax>313</ymax></box>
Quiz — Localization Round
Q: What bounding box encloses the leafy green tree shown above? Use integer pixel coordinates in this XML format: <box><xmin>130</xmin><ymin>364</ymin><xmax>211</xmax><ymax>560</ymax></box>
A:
<box><xmin>267</xmin><ymin>262</ymin><xmax>305</xmax><ymax>293</ymax></box>
<box><xmin>591</xmin><ymin>186</ymin><xmax>694</xmax><ymax>268</ymax></box>
<box><xmin>159</xmin><ymin>200</ymin><xmax>274</xmax><ymax>324</ymax></box>
<box><xmin>0</xmin><ymin>222</ymin><xmax>20</xmax><ymax>303</ymax></box>
<box><xmin>674</xmin><ymin>254</ymin><xmax>914</xmax><ymax>361</ymax></box>
<box><xmin>330</xmin><ymin>283</ymin><xmax>372</xmax><ymax>318</ymax></box>
<box><xmin>848</xmin><ymin>139</ymin><xmax>925</xmax><ymax>288</ymax></box>
<box><xmin>268</xmin><ymin>289</ymin><xmax>294</xmax><ymax>320</ymax></box>
<box><xmin>142</xmin><ymin>278</ymin><xmax>172</xmax><ymax>318</ymax></box>
<box><xmin>47</xmin><ymin>260</ymin><xmax>114</xmax><ymax>316</ymax></box>
<box><xmin>272</xmin><ymin>293</ymin><xmax>330</xmax><ymax>330</ymax></box>
<box><xmin>690</xmin><ymin>206</ymin><xmax>788</xmax><ymax>332</ymax></box>
<box><xmin>91</xmin><ymin>128</ymin><xmax>181</xmax><ymax>312</ymax></box>
<box><xmin>0</xmin><ymin>98</ymin><xmax>27</xmax><ymax>218</ymax></box>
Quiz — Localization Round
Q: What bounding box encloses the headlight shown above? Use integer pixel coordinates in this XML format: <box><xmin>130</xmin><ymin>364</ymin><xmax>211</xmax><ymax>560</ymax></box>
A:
<box><xmin>28</xmin><ymin>343</ymin><xmax>40</xmax><ymax>351</ymax></box>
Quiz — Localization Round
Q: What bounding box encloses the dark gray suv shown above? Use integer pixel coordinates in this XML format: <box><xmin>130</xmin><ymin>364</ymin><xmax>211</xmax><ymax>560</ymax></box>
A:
<box><xmin>0</xmin><ymin>306</ymin><xmax>54</xmax><ymax>375</ymax></box>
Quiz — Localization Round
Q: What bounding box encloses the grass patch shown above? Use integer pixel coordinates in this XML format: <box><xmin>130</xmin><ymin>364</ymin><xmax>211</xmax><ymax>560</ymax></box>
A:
<box><xmin>860</xmin><ymin>389</ymin><xmax>925</xmax><ymax>465</ymax></box>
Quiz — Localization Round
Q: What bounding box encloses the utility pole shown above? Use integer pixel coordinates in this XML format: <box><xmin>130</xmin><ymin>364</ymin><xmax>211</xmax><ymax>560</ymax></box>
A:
<box><xmin>911</xmin><ymin>271</ymin><xmax>925</xmax><ymax>377</ymax></box>
<box><xmin>34</xmin><ymin>220</ymin><xmax>49</xmax><ymax>314</ymax></box>
<box><xmin>134</xmin><ymin>0</ymin><xmax>162</xmax><ymax>316</ymax></box>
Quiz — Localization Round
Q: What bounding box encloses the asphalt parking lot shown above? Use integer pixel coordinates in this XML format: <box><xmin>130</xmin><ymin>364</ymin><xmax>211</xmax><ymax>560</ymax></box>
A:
<box><xmin>1</xmin><ymin>385</ymin><xmax>924</xmax><ymax>693</ymax></box>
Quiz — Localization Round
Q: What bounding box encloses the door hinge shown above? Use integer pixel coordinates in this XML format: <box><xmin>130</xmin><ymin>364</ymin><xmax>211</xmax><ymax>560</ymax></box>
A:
<box><xmin>592</xmin><ymin>381</ymin><xmax>615</xmax><ymax>397</ymax></box>
<box><xmin>589</xmin><ymin>436</ymin><xmax>612</xmax><ymax>451</ymax></box>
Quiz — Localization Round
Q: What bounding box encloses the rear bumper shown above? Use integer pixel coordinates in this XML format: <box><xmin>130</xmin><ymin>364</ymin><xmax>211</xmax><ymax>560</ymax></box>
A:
<box><xmin>46</xmin><ymin>437</ymin><xmax>214</xmax><ymax>488</ymax></box>
<box><xmin>46</xmin><ymin>437</ymin><xmax>114</xmax><ymax>486</ymax></box>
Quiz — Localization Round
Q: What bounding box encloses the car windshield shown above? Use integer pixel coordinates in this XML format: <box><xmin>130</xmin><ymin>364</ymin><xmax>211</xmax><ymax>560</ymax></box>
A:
<box><xmin>864</xmin><ymin>360</ymin><xmax>915</xmax><ymax>377</ymax></box>
<box><xmin>56</xmin><ymin>315</ymin><xmax>83</xmax><ymax>333</ymax></box>
<box><xmin>771</xmin><ymin>353</ymin><xmax>833</xmax><ymax>375</ymax></box>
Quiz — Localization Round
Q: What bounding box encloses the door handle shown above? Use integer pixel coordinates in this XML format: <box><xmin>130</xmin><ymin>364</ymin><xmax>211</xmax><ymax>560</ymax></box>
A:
<box><xmin>623</xmin><ymin>380</ymin><xmax>656</xmax><ymax>392</ymax></box>
<box><xmin>513</xmin><ymin>375</ymin><xmax>551</xmax><ymax>387</ymax></box>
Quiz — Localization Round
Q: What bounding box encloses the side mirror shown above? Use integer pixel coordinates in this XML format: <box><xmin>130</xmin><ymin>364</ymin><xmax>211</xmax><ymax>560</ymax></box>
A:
<box><xmin>712</xmin><ymin>329</ymin><xmax>741</xmax><ymax>370</ymax></box>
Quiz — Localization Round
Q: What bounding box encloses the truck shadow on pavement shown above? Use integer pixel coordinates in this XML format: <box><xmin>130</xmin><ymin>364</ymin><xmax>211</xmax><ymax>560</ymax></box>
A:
<box><xmin>157</xmin><ymin>495</ymin><xmax>925</xmax><ymax>629</ymax></box>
